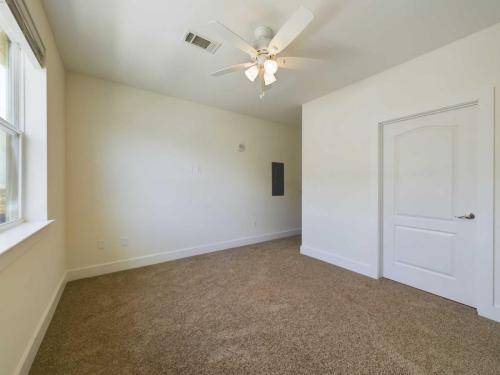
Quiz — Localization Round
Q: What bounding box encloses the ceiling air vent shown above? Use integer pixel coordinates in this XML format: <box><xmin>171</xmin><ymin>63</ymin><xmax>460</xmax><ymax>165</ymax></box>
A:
<box><xmin>184</xmin><ymin>31</ymin><xmax>220</xmax><ymax>54</ymax></box>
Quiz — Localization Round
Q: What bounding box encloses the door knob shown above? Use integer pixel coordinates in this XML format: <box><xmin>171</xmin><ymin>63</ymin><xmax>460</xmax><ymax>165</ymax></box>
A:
<box><xmin>455</xmin><ymin>212</ymin><xmax>475</xmax><ymax>219</ymax></box>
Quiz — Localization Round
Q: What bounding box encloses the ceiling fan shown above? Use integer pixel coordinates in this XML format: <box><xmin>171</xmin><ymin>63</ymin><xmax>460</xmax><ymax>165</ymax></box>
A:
<box><xmin>210</xmin><ymin>6</ymin><xmax>318</xmax><ymax>98</ymax></box>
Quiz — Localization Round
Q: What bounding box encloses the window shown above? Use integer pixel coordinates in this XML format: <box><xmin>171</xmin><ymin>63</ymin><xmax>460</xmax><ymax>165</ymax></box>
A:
<box><xmin>0</xmin><ymin>27</ymin><xmax>21</xmax><ymax>226</ymax></box>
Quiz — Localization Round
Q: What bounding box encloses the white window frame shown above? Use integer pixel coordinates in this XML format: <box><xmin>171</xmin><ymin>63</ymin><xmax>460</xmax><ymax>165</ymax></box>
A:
<box><xmin>0</xmin><ymin>32</ymin><xmax>23</xmax><ymax>231</ymax></box>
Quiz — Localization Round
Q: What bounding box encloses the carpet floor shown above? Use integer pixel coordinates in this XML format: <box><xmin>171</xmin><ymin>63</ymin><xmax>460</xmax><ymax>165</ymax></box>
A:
<box><xmin>31</xmin><ymin>236</ymin><xmax>500</xmax><ymax>374</ymax></box>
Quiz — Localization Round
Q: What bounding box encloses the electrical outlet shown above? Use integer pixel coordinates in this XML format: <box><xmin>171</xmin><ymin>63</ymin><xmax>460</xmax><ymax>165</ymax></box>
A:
<box><xmin>120</xmin><ymin>237</ymin><xmax>129</xmax><ymax>247</ymax></box>
<box><xmin>97</xmin><ymin>240</ymin><xmax>105</xmax><ymax>250</ymax></box>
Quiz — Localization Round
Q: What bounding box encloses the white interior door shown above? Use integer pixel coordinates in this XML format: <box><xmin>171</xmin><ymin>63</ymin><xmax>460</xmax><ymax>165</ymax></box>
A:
<box><xmin>383</xmin><ymin>105</ymin><xmax>478</xmax><ymax>307</ymax></box>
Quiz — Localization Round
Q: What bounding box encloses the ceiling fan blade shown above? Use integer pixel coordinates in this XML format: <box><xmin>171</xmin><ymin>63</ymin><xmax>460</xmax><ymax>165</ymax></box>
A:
<box><xmin>277</xmin><ymin>56</ymin><xmax>324</xmax><ymax>70</ymax></box>
<box><xmin>210</xmin><ymin>21</ymin><xmax>258</xmax><ymax>58</ymax></box>
<box><xmin>268</xmin><ymin>6</ymin><xmax>314</xmax><ymax>55</ymax></box>
<box><xmin>211</xmin><ymin>62</ymin><xmax>256</xmax><ymax>77</ymax></box>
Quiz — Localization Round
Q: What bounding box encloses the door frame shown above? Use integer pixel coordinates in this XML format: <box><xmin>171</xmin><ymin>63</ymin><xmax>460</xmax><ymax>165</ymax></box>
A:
<box><xmin>377</xmin><ymin>87</ymin><xmax>495</xmax><ymax>319</ymax></box>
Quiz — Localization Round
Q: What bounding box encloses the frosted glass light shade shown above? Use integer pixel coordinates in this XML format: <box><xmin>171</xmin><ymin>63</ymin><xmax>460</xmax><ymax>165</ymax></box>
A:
<box><xmin>264</xmin><ymin>59</ymin><xmax>278</xmax><ymax>75</ymax></box>
<box><xmin>244</xmin><ymin>65</ymin><xmax>259</xmax><ymax>82</ymax></box>
<box><xmin>264</xmin><ymin>73</ymin><xmax>276</xmax><ymax>86</ymax></box>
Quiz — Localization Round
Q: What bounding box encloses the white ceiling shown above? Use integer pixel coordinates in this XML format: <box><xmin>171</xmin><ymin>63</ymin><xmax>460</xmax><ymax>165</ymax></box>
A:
<box><xmin>42</xmin><ymin>0</ymin><xmax>500</xmax><ymax>126</ymax></box>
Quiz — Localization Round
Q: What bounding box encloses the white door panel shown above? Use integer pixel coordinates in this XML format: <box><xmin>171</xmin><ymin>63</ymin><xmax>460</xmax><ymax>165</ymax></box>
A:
<box><xmin>395</xmin><ymin>126</ymin><xmax>454</xmax><ymax>220</ymax></box>
<box><xmin>383</xmin><ymin>106</ymin><xmax>477</xmax><ymax>306</ymax></box>
<box><xmin>394</xmin><ymin>226</ymin><xmax>455</xmax><ymax>276</ymax></box>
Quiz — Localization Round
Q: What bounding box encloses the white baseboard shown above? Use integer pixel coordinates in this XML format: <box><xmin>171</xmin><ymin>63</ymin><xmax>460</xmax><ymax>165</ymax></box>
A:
<box><xmin>15</xmin><ymin>271</ymin><xmax>67</xmax><ymax>375</ymax></box>
<box><xmin>300</xmin><ymin>245</ymin><xmax>378</xmax><ymax>279</ymax></box>
<box><xmin>67</xmin><ymin>229</ymin><xmax>301</xmax><ymax>281</ymax></box>
<box><xmin>478</xmin><ymin>305</ymin><xmax>500</xmax><ymax>322</ymax></box>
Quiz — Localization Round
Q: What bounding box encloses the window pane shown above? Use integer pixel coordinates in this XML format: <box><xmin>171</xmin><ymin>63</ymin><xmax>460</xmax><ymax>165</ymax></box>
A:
<box><xmin>0</xmin><ymin>30</ymin><xmax>9</xmax><ymax>121</ymax></box>
<box><xmin>0</xmin><ymin>128</ymin><xmax>19</xmax><ymax>224</ymax></box>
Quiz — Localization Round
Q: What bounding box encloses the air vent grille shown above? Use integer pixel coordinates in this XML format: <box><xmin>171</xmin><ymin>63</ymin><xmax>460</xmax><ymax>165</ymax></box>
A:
<box><xmin>184</xmin><ymin>31</ymin><xmax>220</xmax><ymax>54</ymax></box>
<box><xmin>185</xmin><ymin>32</ymin><xmax>195</xmax><ymax>43</ymax></box>
<box><xmin>192</xmin><ymin>35</ymin><xmax>211</xmax><ymax>49</ymax></box>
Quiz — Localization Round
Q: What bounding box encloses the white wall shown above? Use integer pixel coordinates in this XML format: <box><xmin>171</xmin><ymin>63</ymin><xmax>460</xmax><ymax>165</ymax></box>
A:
<box><xmin>0</xmin><ymin>0</ymin><xmax>66</xmax><ymax>374</ymax></box>
<box><xmin>66</xmin><ymin>73</ymin><xmax>301</xmax><ymax>275</ymax></box>
<box><xmin>302</xmin><ymin>22</ymin><xmax>500</xmax><ymax>320</ymax></box>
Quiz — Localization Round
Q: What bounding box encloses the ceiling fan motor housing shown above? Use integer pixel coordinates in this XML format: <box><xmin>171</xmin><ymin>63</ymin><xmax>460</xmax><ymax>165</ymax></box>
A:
<box><xmin>253</xmin><ymin>26</ymin><xmax>273</xmax><ymax>52</ymax></box>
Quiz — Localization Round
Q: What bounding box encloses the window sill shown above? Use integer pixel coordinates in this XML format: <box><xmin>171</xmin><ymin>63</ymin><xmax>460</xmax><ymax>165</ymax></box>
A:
<box><xmin>0</xmin><ymin>220</ymin><xmax>54</xmax><ymax>272</ymax></box>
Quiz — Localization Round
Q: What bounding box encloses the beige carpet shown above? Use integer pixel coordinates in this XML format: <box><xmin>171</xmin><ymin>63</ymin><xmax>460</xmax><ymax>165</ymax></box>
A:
<box><xmin>31</xmin><ymin>236</ymin><xmax>500</xmax><ymax>374</ymax></box>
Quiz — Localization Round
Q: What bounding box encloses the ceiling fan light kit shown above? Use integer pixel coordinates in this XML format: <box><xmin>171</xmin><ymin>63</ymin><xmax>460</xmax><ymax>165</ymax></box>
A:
<box><xmin>209</xmin><ymin>6</ymin><xmax>316</xmax><ymax>98</ymax></box>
